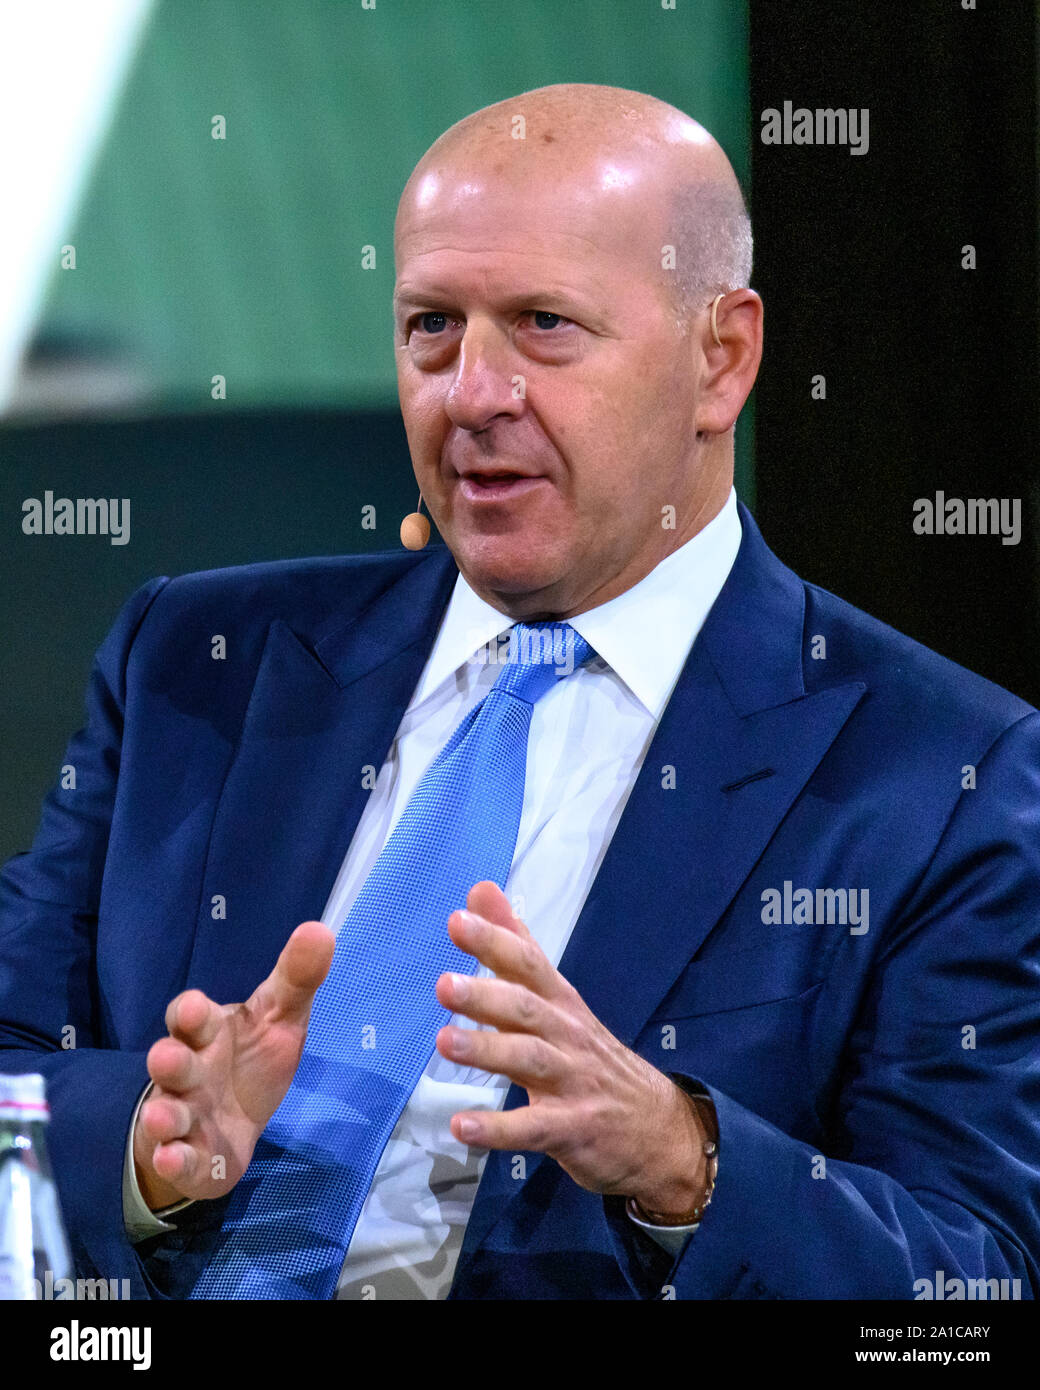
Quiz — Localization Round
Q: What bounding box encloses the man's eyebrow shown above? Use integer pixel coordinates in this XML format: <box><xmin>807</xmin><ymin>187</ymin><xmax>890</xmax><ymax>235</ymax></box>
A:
<box><xmin>393</xmin><ymin>285</ymin><xmax>595</xmax><ymax>317</ymax></box>
<box><xmin>393</xmin><ymin>287</ymin><xmax>446</xmax><ymax>313</ymax></box>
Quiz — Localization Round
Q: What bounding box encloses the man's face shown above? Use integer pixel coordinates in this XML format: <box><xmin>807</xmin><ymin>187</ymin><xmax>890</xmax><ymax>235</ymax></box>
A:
<box><xmin>393</xmin><ymin>155</ymin><xmax>707</xmax><ymax>618</ymax></box>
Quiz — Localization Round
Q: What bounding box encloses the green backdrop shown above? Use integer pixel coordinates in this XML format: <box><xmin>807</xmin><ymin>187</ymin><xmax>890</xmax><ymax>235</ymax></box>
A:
<box><xmin>3</xmin><ymin>0</ymin><xmax>751</xmax><ymax>863</ymax></box>
<box><xmin>39</xmin><ymin>0</ymin><xmax>750</xmax><ymax>411</ymax></box>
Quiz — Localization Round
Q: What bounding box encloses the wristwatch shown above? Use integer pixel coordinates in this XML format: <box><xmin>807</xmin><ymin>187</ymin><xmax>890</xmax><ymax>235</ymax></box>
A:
<box><xmin>625</xmin><ymin>1087</ymin><xmax>719</xmax><ymax>1228</ymax></box>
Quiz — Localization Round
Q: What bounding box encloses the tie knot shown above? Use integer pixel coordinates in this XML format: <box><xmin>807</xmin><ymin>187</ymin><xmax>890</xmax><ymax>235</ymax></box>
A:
<box><xmin>489</xmin><ymin>622</ymin><xmax>595</xmax><ymax>706</ymax></box>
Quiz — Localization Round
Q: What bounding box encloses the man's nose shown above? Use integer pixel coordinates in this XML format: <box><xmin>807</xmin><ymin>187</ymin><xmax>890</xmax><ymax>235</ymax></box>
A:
<box><xmin>443</xmin><ymin>324</ymin><xmax>524</xmax><ymax>432</ymax></box>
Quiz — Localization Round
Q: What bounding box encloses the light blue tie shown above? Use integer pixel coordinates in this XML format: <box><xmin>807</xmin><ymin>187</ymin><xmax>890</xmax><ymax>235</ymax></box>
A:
<box><xmin>188</xmin><ymin>620</ymin><xmax>595</xmax><ymax>1299</ymax></box>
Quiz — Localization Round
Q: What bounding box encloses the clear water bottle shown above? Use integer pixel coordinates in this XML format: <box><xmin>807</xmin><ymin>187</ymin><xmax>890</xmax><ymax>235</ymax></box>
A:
<box><xmin>0</xmin><ymin>1074</ymin><xmax>73</xmax><ymax>1299</ymax></box>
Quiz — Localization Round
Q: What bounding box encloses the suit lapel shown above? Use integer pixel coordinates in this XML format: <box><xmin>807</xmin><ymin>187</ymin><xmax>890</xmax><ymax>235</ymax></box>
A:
<box><xmin>187</xmin><ymin>548</ymin><xmax>458</xmax><ymax>1003</ymax></box>
<box><xmin>554</xmin><ymin>657</ymin><xmax>865</xmax><ymax>1040</ymax></box>
<box><xmin>555</xmin><ymin>504</ymin><xmax>866</xmax><ymax>1038</ymax></box>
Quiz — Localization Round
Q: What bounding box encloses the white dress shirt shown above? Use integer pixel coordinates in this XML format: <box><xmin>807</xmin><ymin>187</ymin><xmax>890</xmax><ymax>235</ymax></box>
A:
<box><xmin>123</xmin><ymin>487</ymin><xmax>742</xmax><ymax>1298</ymax></box>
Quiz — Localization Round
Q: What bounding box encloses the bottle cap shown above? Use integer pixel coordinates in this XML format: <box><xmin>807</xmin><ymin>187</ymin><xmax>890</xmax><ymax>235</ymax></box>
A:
<box><xmin>0</xmin><ymin>1073</ymin><xmax>50</xmax><ymax>1120</ymax></box>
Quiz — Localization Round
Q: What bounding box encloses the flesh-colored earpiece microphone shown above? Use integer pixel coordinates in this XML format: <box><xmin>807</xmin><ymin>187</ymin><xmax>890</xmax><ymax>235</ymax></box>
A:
<box><xmin>400</xmin><ymin>491</ymin><xmax>430</xmax><ymax>550</ymax></box>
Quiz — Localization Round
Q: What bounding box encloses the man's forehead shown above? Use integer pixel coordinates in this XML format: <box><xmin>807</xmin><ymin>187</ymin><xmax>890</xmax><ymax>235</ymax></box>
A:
<box><xmin>397</xmin><ymin>154</ymin><xmax>658</xmax><ymax>231</ymax></box>
<box><xmin>395</xmin><ymin>163</ymin><xmax>663</xmax><ymax>288</ymax></box>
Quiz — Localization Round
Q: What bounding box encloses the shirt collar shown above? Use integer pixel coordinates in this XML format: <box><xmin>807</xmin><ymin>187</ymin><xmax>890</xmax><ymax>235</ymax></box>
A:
<box><xmin>413</xmin><ymin>487</ymin><xmax>742</xmax><ymax>720</ymax></box>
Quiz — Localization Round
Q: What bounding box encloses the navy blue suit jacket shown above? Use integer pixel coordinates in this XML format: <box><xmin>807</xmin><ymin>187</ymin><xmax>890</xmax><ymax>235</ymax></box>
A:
<box><xmin>2</xmin><ymin>503</ymin><xmax>1039</xmax><ymax>1300</ymax></box>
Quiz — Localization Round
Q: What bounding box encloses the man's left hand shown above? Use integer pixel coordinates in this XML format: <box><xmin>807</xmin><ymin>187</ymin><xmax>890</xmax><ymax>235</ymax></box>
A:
<box><xmin>435</xmin><ymin>880</ymin><xmax>709</xmax><ymax>1218</ymax></box>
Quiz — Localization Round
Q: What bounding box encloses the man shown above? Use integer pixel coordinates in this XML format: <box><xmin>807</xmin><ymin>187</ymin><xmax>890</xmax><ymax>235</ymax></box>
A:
<box><xmin>2</xmin><ymin>84</ymin><xmax>1038</xmax><ymax>1301</ymax></box>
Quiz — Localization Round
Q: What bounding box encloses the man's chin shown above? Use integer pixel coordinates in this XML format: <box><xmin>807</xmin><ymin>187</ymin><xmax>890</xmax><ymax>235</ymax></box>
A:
<box><xmin>453</xmin><ymin>540</ymin><xmax>566</xmax><ymax>606</ymax></box>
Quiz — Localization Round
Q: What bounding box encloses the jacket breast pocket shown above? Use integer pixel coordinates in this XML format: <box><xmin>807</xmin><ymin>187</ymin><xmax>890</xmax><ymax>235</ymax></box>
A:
<box><xmin>647</xmin><ymin>925</ymin><xmax>839</xmax><ymax>1021</ymax></box>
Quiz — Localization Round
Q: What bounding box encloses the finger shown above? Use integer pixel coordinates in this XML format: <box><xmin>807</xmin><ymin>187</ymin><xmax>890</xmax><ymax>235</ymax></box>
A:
<box><xmin>139</xmin><ymin>1094</ymin><xmax>192</xmax><ymax>1145</ymax></box>
<box><xmin>448</xmin><ymin>909</ymin><xmax>563</xmax><ymax>998</ymax></box>
<box><xmin>450</xmin><ymin>1103</ymin><xmax>561</xmax><ymax>1154</ymax></box>
<box><xmin>146</xmin><ymin>1036</ymin><xmax>203</xmax><ymax>1095</ymax></box>
<box><xmin>435</xmin><ymin>1023</ymin><xmax>568</xmax><ymax>1092</ymax></box>
<box><xmin>466</xmin><ymin>881</ymin><xmax>532</xmax><ymax>940</ymax></box>
<box><xmin>151</xmin><ymin>1138</ymin><xmax>201</xmax><ymax>1187</ymax></box>
<box><xmin>263</xmin><ymin>920</ymin><xmax>336</xmax><ymax>1019</ymax></box>
<box><xmin>165</xmin><ymin>989</ymin><xmax>223</xmax><ymax>1049</ymax></box>
<box><xmin>435</xmin><ymin>973</ymin><xmax>569</xmax><ymax>1044</ymax></box>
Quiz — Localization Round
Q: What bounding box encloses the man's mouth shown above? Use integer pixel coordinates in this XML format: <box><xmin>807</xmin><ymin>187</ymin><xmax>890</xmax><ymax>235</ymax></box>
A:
<box><xmin>456</xmin><ymin>470</ymin><xmax>548</xmax><ymax>502</ymax></box>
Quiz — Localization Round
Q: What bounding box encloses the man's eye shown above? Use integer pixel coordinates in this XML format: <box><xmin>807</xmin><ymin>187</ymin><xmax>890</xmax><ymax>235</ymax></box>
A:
<box><xmin>531</xmin><ymin>311</ymin><xmax>565</xmax><ymax>330</ymax></box>
<box><xmin>417</xmin><ymin>312</ymin><xmax>449</xmax><ymax>334</ymax></box>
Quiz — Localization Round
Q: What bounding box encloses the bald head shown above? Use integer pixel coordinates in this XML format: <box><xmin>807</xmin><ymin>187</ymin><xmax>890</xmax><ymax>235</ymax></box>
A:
<box><xmin>392</xmin><ymin>83</ymin><xmax>763</xmax><ymax>620</ymax></box>
<box><xmin>396</xmin><ymin>83</ymin><xmax>752</xmax><ymax>326</ymax></box>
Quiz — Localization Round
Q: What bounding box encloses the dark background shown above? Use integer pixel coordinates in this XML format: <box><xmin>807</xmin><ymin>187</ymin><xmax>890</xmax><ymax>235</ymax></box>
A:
<box><xmin>1</xmin><ymin>0</ymin><xmax>1037</xmax><ymax>863</ymax></box>
<box><xmin>749</xmin><ymin>0</ymin><xmax>1039</xmax><ymax>705</ymax></box>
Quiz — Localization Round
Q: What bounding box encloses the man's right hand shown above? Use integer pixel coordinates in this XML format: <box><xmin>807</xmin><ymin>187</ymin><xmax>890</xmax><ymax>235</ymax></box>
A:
<box><xmin>133</xmin><ymin>920</ymin><xmax>336</xmax><ymax>1211</ymax></box>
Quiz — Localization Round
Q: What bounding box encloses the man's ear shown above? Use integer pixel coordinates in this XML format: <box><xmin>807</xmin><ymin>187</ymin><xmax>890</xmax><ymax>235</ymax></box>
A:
<box><xmin>694</xmin><ymin>288</ymin><xmax>763</xmax><ymax>436</ymax></box>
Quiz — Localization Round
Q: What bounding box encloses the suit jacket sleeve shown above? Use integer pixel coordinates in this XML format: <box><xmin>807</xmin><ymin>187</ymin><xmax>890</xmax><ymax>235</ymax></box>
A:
<box><xmin>0</xmin><ymin>577</ymin><xmax>173</xmax><ymax>1298</ymax></box>
<box><xmin>604</xmin><ymin>712</ymin><xmax>1040</xmax><ymax>1299</ymax></box>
